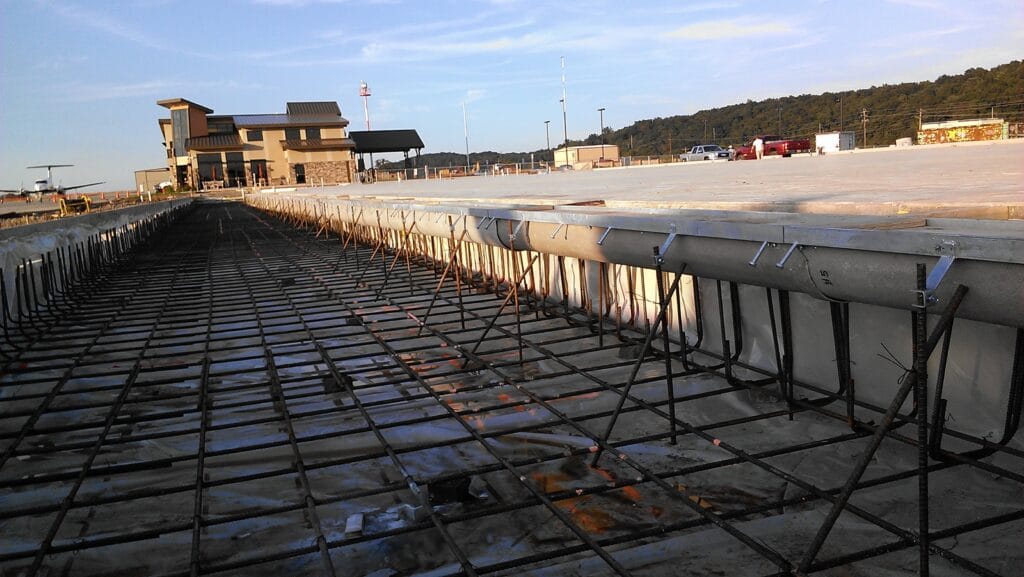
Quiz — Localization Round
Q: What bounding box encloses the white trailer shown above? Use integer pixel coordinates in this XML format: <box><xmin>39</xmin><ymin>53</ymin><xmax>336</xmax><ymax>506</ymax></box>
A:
<box><xmin>815</xmin><ymin>131</ymin><xmax>856</xmax><ymax>153</ymax></box>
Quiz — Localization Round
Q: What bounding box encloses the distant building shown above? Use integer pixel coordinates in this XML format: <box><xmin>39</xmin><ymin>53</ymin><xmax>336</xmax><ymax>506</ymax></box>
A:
<box><xmin>134</xmin><ymin>167</ymin><xmax>171</xmax><ymax>193</ymax></box>
<box><xmin>554</xmin><ymin>144</ymin><xmax>620</xmax><ymax>167</ymax></box>
<box><xmin>157</xmin><ymin>98</ymin><xmax>357</xmax><ymax>189</ymax></box>
<box><xmin>917</xmin><ymin>118</ymin><xmax>1008</xmax><ymax>145</ymax></box>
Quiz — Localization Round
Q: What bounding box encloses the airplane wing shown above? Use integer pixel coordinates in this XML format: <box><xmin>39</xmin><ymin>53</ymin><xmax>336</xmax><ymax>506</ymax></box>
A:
<box><xmin>62</xmin><ymin>182</ymin><xmax>105</xmax><ymax>191</ymax></box>
<box><xmin>0</xmin><ymin>189</ymin><xmax>25</xmax><ymax>193</ymax></box>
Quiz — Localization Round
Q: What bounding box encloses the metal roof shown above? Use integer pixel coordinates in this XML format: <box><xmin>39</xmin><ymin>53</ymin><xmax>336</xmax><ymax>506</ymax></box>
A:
<box><xmin>286</xmin><ymin>101</ymin><xmax>341</xmax><ymax>115</ymax></box>
<box><xmin>348</xmin><ymin>130</ymin><xmax>425</xmax><ymax>154</ymax></box>
<box><xmin>233</xmin><ymin>114</ymin><xmax>349</xmax><ymax>128</ymax></box>
<box><xmin>187</xmin><ymin>134</ymin><xmax>243</xmax><ymax>150</ymax></box>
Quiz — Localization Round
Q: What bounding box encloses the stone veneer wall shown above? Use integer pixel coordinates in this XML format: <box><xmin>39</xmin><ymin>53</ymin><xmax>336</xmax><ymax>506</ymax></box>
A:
<box><xmin>294</xmin><ymin>160</ymin><xmax>355</xmax><ymax>185</ymax></box>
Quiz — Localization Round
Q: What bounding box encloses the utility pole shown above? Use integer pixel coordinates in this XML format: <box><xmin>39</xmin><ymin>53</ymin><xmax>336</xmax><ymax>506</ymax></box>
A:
<box><xmin>668</xmin><ymin>134</ymin><xmax>672</xmax><ymax>156</ymax></box>
<box><xmin>918</xmin><ymin>108</ymin><xmax>923</xmax><ymax>130</ymax></box>
<box><xmin>597</xmin><ymin>107</ymin><xmax>605</xmax><ymax>159</ymax></box>
<box><xmin>838</xmin><ymin>95</ymin><xmax>844</xmax><ymax>131</ymax></box>
<box><xmin>861</xmin><ymin>108</ymin><xmax>869</xmax><ymax>148</ymax></box>
<box><xmin>703</xmin><ymin>118</ymin><xmax>708</xmax><ymax>142</ymax></box>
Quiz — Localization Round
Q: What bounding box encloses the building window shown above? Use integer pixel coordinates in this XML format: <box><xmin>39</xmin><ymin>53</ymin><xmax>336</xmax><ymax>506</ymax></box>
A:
<box><xmin>171</xmin><ymin>109</ymin><xmax>188</xmax><ymax>157</ymax></box>
<box><xmin>305</xmin><ymin>127</ymin><xmax>321</xmax><ymax>140</ymax></box>
<box><xmin>293</xmin><ymin>164</ymin><xmax>306</xmax><ymax>184</ymax></box>
<box><xmin>225</xmin><ymin>152</ymin><xmax>245</xmax><ymax>187</ymax></box>
<box><xmin>197</xmin><ymin>153</ymin><xmax>223</xmax><ymax>183</ymax></box>
<box><xmin>285</xmin><ymin>128</ymin><xmax>301</xmax><ymax>141</ymax></box>
<box><xmin>209</xmin><ymin>122</ymin><xmax>235</xmax><ymax>135</ymax></box>
<box><xmin>247</xmin><ymin>129</ymin><xmax>263</xmax><ymax>141</ymax></box>
<box><xmin>250</xmin><ymin>159</ymin><xmax>269</xmax><ymax>184</ymax></box>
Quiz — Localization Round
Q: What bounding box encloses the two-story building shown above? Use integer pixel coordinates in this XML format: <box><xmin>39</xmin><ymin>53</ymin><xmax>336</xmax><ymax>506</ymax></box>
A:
<box><xmin>157</xmin><ymin>98</ymin><xmax>357</xmax><ymax>189</ymax></box>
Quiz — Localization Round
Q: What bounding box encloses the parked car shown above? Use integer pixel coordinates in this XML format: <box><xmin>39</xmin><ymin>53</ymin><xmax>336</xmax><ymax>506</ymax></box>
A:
<box><xmin>734</xmin><ymin>135</ymin><xmax>812</xmax><ymax>159</ymax></box>
<box><xmin>681</xmin><ymin>144</ymin><xmax>734</xmax><ymax>162</ymax></box>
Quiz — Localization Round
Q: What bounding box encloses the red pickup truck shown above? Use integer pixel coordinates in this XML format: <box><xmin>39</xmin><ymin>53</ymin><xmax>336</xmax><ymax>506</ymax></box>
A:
<box><xmin>735</xmin><ymin>135</ymin><xmax>811</xmax><ymax>159</ymax></box>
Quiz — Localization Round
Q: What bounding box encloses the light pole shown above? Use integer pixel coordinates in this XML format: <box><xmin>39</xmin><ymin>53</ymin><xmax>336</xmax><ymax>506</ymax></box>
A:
<box><xmin>597</xmin><ymin>108</ymin><xmax>605</xmax><ymax>159</ymax></box>
<box><xmin>560</xmin><ymin>98</ymin><xmax>568</xmax><ymax>164</ymax></box>
<box><xmin>544</xmin><ymin>120</ymin><xmax>551</xmax><ymax>151</ymax></box>
<box><xmin>462</xmin><ymin>102</ymin><xmax>470</xmax><ymax>172</ymax></box>
<box><xmin>560</xmin><ymin>56</ymin><xmax>568</xmax><ymax>165</ymax></box>
<box><xmin>360</xmin><ymin>81</ymin><xmax>373</xmax><ymax>176</ymax></box>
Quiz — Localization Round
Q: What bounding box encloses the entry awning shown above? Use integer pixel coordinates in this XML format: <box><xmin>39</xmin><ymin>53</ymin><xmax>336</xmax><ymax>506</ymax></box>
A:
<box><xmin>187</xmin><ymin>134</ymin><xmax>243</xmax><ymax>151</ymax></box>
<box><xmin>348</xmin><ymin>130</ymin><xmax>425</xmax><ymax>154</ymax></box>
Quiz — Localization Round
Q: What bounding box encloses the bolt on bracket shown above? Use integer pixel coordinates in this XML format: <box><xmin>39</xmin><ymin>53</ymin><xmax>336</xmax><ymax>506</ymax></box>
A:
<box><xmin>776</xmin><ymin>242</ymin><xmax>799</xmax><ymax>268</ymax></box>
<box><xmin>749</xmin><ymin>241</ymin><xmax>769</xmax><ymax>267</ymax></box>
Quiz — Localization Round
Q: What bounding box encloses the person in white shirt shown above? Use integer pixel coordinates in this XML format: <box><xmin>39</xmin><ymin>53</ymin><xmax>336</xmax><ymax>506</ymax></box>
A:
<box><xmin>752</xmin><ymin>136</ymin><xmax>765</xmax><ymax>160</ymax></box>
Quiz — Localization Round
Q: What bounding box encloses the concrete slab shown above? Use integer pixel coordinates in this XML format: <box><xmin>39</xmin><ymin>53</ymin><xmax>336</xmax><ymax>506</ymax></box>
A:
<box><xmin>340</xmin><ymin>139</ymin><xmax>1024</xmax><ymax>219</ymax></box>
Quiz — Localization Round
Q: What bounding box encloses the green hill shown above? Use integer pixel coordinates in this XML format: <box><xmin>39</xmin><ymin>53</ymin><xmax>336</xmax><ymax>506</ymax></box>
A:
<box><xmin>384</xmin><ymin>60</ymin><xmax>1024</xmax><ymax>168</ymax></box>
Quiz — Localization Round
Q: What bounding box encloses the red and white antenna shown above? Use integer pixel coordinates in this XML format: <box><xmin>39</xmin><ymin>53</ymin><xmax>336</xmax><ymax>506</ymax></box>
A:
<box><xmin>359</xmin><ymin>81</ymin><xmax>371</xmax><ymax>131</ymax></box>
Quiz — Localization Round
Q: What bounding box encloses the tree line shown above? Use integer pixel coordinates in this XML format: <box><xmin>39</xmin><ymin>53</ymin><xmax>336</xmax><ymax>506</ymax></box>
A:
<box><xmin>383</xmin><ymin>60</ymin><xmax>1023</xmax><ymax>168</ymax></box>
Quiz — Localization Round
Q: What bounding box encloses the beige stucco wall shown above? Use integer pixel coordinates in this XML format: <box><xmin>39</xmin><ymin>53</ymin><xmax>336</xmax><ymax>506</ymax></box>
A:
<box><xmin>554</xmin><ymin>148</ymin><xmax>577</xmax><ymax>166</ymax></box>
<box><xmin>577</xmin><ymin>146</ymin><xmax>619</xmax><ymax>161</ymax></box>
<box><xmin>248</xmin><ymin>127</ymin><xmax>353</xmax><ymax>184</ymax></box>
<box><xmin>555</xmin><ymin>146</ymin><xmax>619</xmax><ymax>165</ymax></box>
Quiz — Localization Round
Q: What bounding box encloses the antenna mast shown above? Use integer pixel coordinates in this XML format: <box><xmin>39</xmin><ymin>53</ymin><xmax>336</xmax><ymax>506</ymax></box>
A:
<box><xmin>359</xmin><ymin>81</ymin><xmax>372</xmax><ymax>131</ymax></box>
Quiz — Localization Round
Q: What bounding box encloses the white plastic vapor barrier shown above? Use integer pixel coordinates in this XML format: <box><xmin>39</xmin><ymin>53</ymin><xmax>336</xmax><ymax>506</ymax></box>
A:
<box><xmin>0</xmin><ymin>199</ymin><xmax>193</xmax><ymax>324</ymax></box>
<box><xmin>246</xmin><ymin>192</ymin><xmax>1023</xmax><ymax>439</ymax></box>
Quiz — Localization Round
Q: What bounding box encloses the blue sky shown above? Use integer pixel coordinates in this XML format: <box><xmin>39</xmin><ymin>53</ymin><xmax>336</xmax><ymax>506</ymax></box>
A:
<box><xmin>1</xmin><ymin>0</ymin><xmax>1021</xmax><ymax>189</ymax></box>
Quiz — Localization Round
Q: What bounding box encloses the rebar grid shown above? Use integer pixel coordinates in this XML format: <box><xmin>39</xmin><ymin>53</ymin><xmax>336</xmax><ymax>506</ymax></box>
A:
<box><xmin>0</xmin><ymin>200</ymin><xmax>1020</xmax><ymax>577</ymax></box>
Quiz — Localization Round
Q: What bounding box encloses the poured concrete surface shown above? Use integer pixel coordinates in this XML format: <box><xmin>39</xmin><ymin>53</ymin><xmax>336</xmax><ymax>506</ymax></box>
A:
<box><xmin>342</xmin><ymin>140</ymin><xmax>1024</xmax><ymax>218</ymax></box>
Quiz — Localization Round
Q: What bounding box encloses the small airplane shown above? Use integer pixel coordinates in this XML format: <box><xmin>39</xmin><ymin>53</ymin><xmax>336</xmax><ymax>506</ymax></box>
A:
<box><xmin>1</xmin><ymin>164</ymin><xmax>104</xmax><ymax>197</ymax></box>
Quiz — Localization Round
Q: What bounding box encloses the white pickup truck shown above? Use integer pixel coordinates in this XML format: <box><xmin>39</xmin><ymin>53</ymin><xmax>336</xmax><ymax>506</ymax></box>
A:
<box><xmin>681</xmin><ymin>144</ymin><xmax>734</xmax><ymax>162</ymax></box>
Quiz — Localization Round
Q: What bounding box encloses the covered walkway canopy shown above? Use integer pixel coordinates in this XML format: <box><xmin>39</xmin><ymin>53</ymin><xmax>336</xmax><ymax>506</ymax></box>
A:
<box><xmin>348</xmin><ymin>130</ymin><xmax>425</xmax><ymax>179</ymax></box>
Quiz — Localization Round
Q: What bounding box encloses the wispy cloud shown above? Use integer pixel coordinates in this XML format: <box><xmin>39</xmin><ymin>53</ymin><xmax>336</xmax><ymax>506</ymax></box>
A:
<box><xmin>248</xmin><ymin>12</ymin><xmax>541</xmax><ymax>65</ymax></box>
<box><xmin>760</xmin><ymin>36</ymin><xmax>824</xmax><ymax>55</ymax></box>
<box><xmin>666</xmin><ymin>18</ymin><xmax>797</xmax><ymax>40</ymax></box>
<box><xmin>868</xmin><ymin>25</ymin><xmax>977</xmax><ymax>48</ymax></box>
<box><xmin>251</xmin><ymin>0</ymin><xmax>395</xmax><ymax>5</ymax></box>
<box><xmin>39</xmin><ymin>0</ymin><xmax>169</xmax><ymax>52</ymax></box>
<box><xmin>38</xmin><ymin>0</ymin><xmax>218</xmax><ymax>58</ymax></box>
<box><xmin>663</xmin><ymin>2</ymin><xmax>742</xmax><ymax>14</ymax></box>
<box><xmin>34</xmin><ymin>54</ymin><xmax>89</xmax><ymax>71</ymax></box>
<box><xmin>53</xmin><ymin>79</ymin><xmax>262</xmax><ymax>102</ymax></box>
<box><xmin>884</xmin><ymin>0</ymin><xmax>944</xmax><ymax>9</ymax></box>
